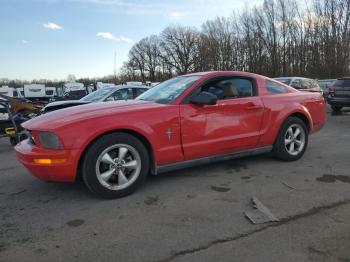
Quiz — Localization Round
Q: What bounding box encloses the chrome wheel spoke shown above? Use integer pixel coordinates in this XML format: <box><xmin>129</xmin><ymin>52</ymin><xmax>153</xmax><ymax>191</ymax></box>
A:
<box><xmin>122</xmin><ymin>160</ymin><xmax>138</xmax><ymax>170</ymax></box>
<box><xmin>294</xmin><ymin>128</ymin><xmax>301</xmax><ymax>138</ymax></box>
<box><xmin>295</xmin><ymin>139</ymin><xmax>302</xmax><ymax>146</ymax></box>
<box><xmin>118</xmin><ymin>170</ymin><xmax>128</xmax><ymax>185</ymax></box>
<box><xmin>100</xmin><ymin>168</ymin><xmax>116</xmax><ymax>182</ymax></box>
<box><xmin>101</xmin><ymin>152</ymin><xmax>115</xmax><ymax>165</ymax></box>
<box><xmin>118</xmin><ymin>147</ymin><xmax>128</xmax><ymax>161</ymax></box>
<box><xmin>289</xmin><ymin>142</ymin><xmax>295</xmax><ymax>153</ymax></box>
<box><xmin>285</xmin><ymin>138</ymin><xmax>293</xmax><ymax>145</ymax></box>
<box><xmin>287</xmin><ymin>128</ymin><xmax>294</xmax><ymax>138</ymax></box>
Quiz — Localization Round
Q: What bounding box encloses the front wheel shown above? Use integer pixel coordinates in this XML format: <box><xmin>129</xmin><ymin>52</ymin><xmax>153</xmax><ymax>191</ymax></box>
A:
<box><xmin>82</xmin><ymin>133</ymin><xmax>149</xmax><ymax>198</ymax></box>
<box><xmin>273</xmin><ymin>117</ymin><xmax>308</xmax><ymax>161</ymax></box>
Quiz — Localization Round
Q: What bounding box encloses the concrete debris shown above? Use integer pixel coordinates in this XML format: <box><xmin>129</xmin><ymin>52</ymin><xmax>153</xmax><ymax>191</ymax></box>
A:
<box><xmin>245</xmin><ymin>197</ymin><xmax>279</xmax><ymax>224</ymax></box>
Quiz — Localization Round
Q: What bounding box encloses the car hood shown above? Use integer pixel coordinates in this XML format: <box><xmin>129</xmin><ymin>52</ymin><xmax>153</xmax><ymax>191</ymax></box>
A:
<box><xmin>23</xmin><ymin>100</ymin><xmax>165</xmax><ymax>130</ymax></box>
<box><xmin>45</xmin><ymin>100</ymin><xmax>89</xmax><ymax>107</ymax></box>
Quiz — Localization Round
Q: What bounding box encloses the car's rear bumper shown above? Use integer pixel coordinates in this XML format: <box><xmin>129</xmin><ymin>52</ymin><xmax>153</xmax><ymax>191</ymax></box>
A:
<box><xmin>327</xmin><ymin>97</ymin><xmax>350</xmax><ymax>106</ymax></box>
<box><xmin>15</xmin><ymin>139</ymin><xmax>78</xmax><ymax>182</ymax></box>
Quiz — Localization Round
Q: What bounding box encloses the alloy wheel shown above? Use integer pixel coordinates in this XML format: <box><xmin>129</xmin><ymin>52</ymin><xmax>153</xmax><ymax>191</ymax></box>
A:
<box><xmin>284</xmin><ymin>124</ymin><xmax>306</xmax><ymax>156</ymax></box>
<box><xmin>95</xmin><ymin>144</ymin><xmax>141</xmax><ymax>190</ymax></box>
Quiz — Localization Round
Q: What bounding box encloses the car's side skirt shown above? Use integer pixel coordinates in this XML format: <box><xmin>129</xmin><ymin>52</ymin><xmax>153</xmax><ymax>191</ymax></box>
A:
<box><xmin>156</xmin><ymin>146</ymin><xmax>273</xmax><ymax>174</ymax></box>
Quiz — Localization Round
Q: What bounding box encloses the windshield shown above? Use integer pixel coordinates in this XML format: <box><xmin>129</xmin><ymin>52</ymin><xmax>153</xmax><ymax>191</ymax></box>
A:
<box><xmin>275</xmin><ymin>78</ymin><xmax>292</xmax><ymax>85</ymax></box>
<box><xmin>136</xmin><ymin>76</ymin><xmax>200</xmax><ymax>104</ymax></box>
<box><xmin>80</xmin><ymin>88</ymin><xmax>114</xmax><ymax>102</ymax></box>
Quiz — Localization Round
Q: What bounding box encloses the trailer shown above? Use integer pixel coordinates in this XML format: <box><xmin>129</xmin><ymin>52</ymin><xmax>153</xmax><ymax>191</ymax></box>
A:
<box><xmin>0</xmin><ymin>86</ymin><xmax>15</xmax><ymax>97</ymax></box>
<box><xmin>23</xmin><ymin>84</ymin><xmax>46</xmax><ymax>102</ymax></box>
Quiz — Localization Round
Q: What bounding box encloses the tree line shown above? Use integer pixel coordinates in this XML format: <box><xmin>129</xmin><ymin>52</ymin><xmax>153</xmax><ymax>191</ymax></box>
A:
<box><xmin>122</xmin><ymin>0</ymin><xmax>350</xmax><ymax>82</ymax></box>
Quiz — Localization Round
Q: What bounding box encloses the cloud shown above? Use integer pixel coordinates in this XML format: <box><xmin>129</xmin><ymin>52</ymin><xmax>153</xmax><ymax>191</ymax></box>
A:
<box><xmin>120</xmin><ymin>36</ymin><xmax>133</xmax><ymax>43</ymax></box>
<box><xmin>97</xmin><ymin>32</ymin><xmax>117</xmax><ymax>40</ymax></box>
<box><xmin>97</xmin><ymin>32</ymin><xmax>133</xmax><ymax>43</ymax></box>
<box><xmin>169</xmin><ymin>12</ymin><xmax>184</xmax><ymax>18</ymax></box>
<box><xmin>22</xmin><ymin>40</ymin><xmax>28</xmax><ymax>44</ymax></box>
<box><xmin>43</xmin><ymin>22</ymin><xmax>63</xmax><ymax>30</ymax></box>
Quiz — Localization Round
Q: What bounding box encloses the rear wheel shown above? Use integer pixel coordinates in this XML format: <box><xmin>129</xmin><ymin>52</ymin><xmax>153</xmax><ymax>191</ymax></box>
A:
<box><xmin>82</xmin><ymin>133</ymin><xmax>149</xmax><ymax>198</ymax></box>
<box><xmin>331</xmin><ymin>105</ymin><xmax>342</xmax><ymax>112</ymax></box>
<box><xmin>273</xmin><ymin>117</ymin><xmax>308</xmax><ymax>161</ymax></box>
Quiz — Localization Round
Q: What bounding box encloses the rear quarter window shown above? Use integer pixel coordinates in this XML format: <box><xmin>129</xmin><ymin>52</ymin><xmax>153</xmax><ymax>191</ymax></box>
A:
<box><xmin>266</xmin><ymin>80</ymin><xmax>289</xmax><ymax>94</ymax></box>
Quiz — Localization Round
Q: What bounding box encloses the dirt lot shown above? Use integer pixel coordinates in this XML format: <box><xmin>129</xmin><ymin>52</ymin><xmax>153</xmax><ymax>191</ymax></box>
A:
<box><xmin>1</xmin><ymin>109</ymin><xmax>350</xmax><ymax>262</ymax></box>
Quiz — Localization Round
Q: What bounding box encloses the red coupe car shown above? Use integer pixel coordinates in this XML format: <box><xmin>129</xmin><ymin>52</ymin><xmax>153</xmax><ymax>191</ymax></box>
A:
<box><xmin>15</xmin><ymin>71</ymin><xmax>327</xmax><ymax>198</ymax></box>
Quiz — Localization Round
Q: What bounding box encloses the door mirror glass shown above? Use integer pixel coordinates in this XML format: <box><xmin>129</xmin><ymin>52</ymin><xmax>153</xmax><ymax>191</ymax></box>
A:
<box><xmin>190</xmin><ymin>92</ymin><xmax>217</xmax><ymax>105</ymax></box>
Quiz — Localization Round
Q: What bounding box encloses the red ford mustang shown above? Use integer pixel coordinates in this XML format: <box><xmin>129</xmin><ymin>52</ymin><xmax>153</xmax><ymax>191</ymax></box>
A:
<box><xmin>15</xmin><ymin>71</ymin><xmax>327</xmax><ymax>198</ymax></box>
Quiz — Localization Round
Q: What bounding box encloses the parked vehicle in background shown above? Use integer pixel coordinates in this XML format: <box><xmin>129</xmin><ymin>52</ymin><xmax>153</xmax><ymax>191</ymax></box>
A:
<box><xmin>16</xmin><ymin>71</ymin><xmax>326</xmax><ymax>198</ymax></box>
<box><xmin>45</xmin><ymin>87</ymin><xmax>57</xmax><ymax>98</ymax></box>
<box><xmin>125</xmin><ymin>81</ymin><xmax>143</xmax><ymax>86</ymax></box>
<box><xmin>0</xmin><ymin>86</ymin><xmax>17</xmax><ymax>97</ymax></box>
<box><xmin>23</xmin><ymin>84</ymin><xmax>46</xmax><ymax>102</ymax></box>
<box><xmin>318</xmin><ymin>79</ymin><xmax>336</xmax><ymax>91</ymax></box>
<box><xmin>96</xmin><ymin>82</ymin><xmax>117</xmax><ymax>89</ymax></box>
<box><xmin>42</xmin><ymin>85</ymin><xmax>149</xmax><ymax>113</ymax></box>
<box><xmin>274</xmin><ymin>77</ymin><xmax>323</xmax><ymax>94</ymax></box>
<box><xmin>0</xmin><ymin>94</ymin><xmax>43</xmax><ymax>118</ymax></box>
<box><xmin>61</xmin><ymin>82</ymin><xmax>87</xmax><ymax>100</ymax></box>
<box><xmin>327</xmin><ymin>77</ymin><xmax>350</xmax><ymax>112</ymax></box>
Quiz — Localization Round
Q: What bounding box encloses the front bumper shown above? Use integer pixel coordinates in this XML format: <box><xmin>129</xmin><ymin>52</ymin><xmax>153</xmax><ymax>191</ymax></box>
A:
<box><xmin>15</xmin><ymin>139</ymin><xmax>78</xmax><ymax>182</ymax></box>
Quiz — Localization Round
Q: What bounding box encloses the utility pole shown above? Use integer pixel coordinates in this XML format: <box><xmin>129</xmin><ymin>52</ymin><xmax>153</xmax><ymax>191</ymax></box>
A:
<box><xmin>114</xmin><ymin>51</ymin><xmax>117</xmax><ymax>78</ymax></box>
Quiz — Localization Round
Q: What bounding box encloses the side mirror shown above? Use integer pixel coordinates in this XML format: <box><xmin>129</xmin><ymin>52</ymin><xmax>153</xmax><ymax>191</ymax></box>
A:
<box><xmin>190</xmin><ymin>92</ymin><xmax>217</xmax><ymax>105</ymax></box>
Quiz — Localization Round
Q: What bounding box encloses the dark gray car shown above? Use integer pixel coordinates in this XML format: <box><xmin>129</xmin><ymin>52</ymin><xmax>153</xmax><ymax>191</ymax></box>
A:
<box><xmin>327</xmin><ymin>77</ymin><xmax>350</xmax><ymax>112</ymax></box>
<box><xmin>42</xmin><ymin>85</ymin><xmax>149</xmax><ymax>113</ymax></box>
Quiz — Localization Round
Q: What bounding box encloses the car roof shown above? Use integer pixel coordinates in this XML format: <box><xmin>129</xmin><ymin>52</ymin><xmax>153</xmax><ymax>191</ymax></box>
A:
<box><xmin>274</xmin><ymin>77</ymin><xmax>312</xmax><ymax>80</ymax></box>
<box><xmin>99</xmin><ymin>85</ymin><xmax>149</xmax><ymax>92</ymax></box>
<box><xmin>183</xmin><ymin>71</ymin><xmax>267</xmax><ymax>79</ymax></box>
<box><xmin>111</xmin><ymin>85</ymin><xmax>149</xmax><ymax>89</ymax></box>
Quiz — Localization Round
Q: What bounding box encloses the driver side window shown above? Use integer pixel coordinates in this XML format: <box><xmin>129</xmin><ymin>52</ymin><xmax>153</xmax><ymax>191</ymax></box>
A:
<box><xmin>109</xmin><ymin>88</ymin><xmax>133</xmax><ymax>101</ymax></box>
<box><xmin>201</xmin><ymin>78</ymin><xmax>254</xmax><ymax>100</ymax></box>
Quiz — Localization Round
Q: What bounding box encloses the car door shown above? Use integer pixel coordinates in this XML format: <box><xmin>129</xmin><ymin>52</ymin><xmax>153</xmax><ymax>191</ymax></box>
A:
<box><xmin>179</xmin><ymin>76</ymin><xmax>264</xmax><ymax>160</ymax></box>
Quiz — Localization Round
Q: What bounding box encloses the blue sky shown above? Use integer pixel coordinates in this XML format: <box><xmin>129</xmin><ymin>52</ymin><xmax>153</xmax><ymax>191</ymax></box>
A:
<box><xmin>0</xmin><ymin>0</ymin><xmax>263</xmax><ymax>80</ymax></box>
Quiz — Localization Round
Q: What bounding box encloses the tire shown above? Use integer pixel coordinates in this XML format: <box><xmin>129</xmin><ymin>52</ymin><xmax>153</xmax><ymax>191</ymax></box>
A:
<box><xmin>331</xmin><ymin>105</ymin><xmax>342</xmax><ymax>112</ymax></box>
<box><xmin>273</xmin><ymin>117</ymin><xmax>308</xmax><ymax>161</ymax></box>
<box><xmin>9</xmin><ymin>137</ymin><xmax>18</xmax><ymax>146</ymax></box>
<box><xmin>82</xmin><ymin>133</ymin><xmax>149</xmax><ymax>199</ymax></box>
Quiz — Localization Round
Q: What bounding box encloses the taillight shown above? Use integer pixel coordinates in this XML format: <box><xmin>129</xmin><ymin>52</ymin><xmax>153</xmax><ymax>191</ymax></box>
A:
<box><xmin>328</xmin><ymin>86</ymin><xmax>335</xmax><ymax>94</ymax></box>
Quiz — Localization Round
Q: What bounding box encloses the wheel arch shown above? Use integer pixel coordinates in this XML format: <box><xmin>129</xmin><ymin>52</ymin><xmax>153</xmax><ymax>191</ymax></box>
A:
<box><xmin>75</xmin><ymin>129</ymin><xmax>156</xmax><ymax>182</ymax></box>
<box><xmin>287</xmin><ymin>112</ymin><xmax>311</xmax><ymax>132</ymax></box>
<box><xmin>269</xmin><ymin>108</ymin><xmax>312</xmax><ymax>147</ymax></box>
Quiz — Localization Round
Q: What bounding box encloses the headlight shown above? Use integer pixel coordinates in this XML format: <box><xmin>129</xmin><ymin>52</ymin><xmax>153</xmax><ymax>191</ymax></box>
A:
<box><xmin>38</xmin><ymin>131</ymin><xmax>63</xmax><ymax>150</ymax></box>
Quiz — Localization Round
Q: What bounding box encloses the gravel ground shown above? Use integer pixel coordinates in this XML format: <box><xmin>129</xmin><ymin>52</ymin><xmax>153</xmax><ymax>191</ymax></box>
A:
<box><xmin>0</xmin><ymin>108</ymin><xmax>350</xmax><ymax>262</ymax></box>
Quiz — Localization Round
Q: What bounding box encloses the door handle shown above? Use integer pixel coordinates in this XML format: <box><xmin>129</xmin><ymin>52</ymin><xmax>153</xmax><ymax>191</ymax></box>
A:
<box><xmin>245</xmin><ymin>103</ymin><xmax>263</xmax><ymax>111</ymax></box>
